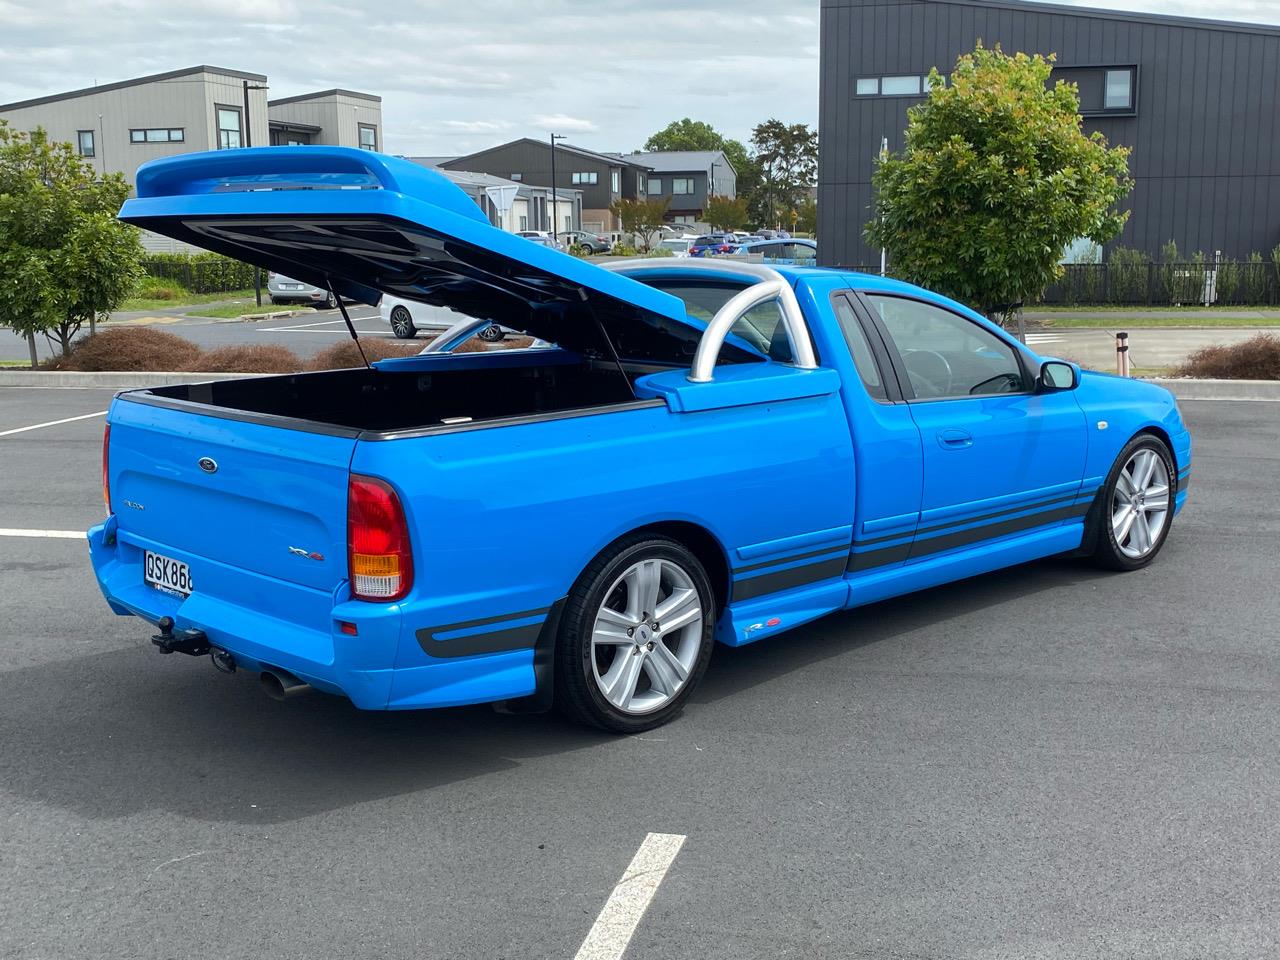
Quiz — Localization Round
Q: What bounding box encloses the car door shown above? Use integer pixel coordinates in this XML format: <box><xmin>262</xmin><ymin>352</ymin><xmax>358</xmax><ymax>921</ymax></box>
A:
<box><xmin>858</xmin><ymin>293</ymin><xmax>1088</xmax><ymax>563</ymax></box>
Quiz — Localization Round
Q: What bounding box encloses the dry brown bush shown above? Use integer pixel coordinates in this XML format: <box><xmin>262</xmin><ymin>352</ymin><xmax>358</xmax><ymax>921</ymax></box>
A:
<box><xmin>306</xmin><ymin>339</ymin><xmax>425</xmax><ymax>370</ymax></box>
<box><xmin>58</xmin><ymin>328</ymin><xmax>204</xmax><ymax>372</ymax></box>
<box><xmin>196</xmin><ymin>345</ymin><xmax>304</xmax><ymax>374</ymax></box>
<box><xmin>1174</xmin><ymin>334</ymin><xmax>1280</xmax><ymax>380</ymax></box>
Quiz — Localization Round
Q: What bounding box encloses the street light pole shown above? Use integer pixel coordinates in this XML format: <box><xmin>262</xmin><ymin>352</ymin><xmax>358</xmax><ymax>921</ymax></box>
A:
<box><xmin>242</xmin><ymin>79</ymin><xmax>269</xmax><ymax>303</ymax></box>
<box><xmin>549</xmin><ymin>132</ymin><xmax>566</xmax><ymax>245</ymax></box>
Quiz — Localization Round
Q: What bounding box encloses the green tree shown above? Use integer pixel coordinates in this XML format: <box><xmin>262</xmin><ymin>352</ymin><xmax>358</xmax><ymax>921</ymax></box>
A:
<box><xmin>643</xmin><ymin>118</ymin><xmax>760</xmax><ymax>224</ymax></box>
<box><xmin>866</xmin><ymin>44</ymin><xmax>1132</xmax><ymax>325</ymax></box>
<box><xmin>795</xmin><ymin>198</ymin><xmax>817</xmax><ymax>235</ymax></box>
<box><xmin>0</xmin><ymin>123</ymin><xmax>142</xmax><ymax>365</ymax></box>
<box><xmin>750</xmin><ymin>120</ymin><xmax>818</xmax><ymax>228</ymax></box>
<box><xmin>705</xmin><ymin>195</ymin><xmax>748</xmax><ymax>232</ymax></box>
<box><xmin>610</xmin><ymin>197</ymin><xmax>671</xmax><ymax>252</ymax></box>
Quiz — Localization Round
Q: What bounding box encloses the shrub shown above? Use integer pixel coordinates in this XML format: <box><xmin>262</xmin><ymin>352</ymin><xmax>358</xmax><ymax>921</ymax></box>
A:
<box><xmin>306</xmin><ymin>339</ymin><xmax>425</xmax><ymax>370</ymax></box>
<box><xmin>133</xmin><ymin>275</ymin><xmax>191</xmax><ymax>302</ymax></box>
<box><xmin>142</xmin><ymin>252</ymin><xmax>257</xmax><ymax>294</ymax></box>
<box><xmin>1243</xmin><ymin>252</ymin><xmax>1269</xmax><ymax>304</ymax></box>
<box><xmin>1174</xmin><ymin>334</ymin><xmax>1280</xmax><ymax>380</ymax></box>
<box><xmin>1214</xmin><ymin>257</ymin><xmax>1241</xmax><ymax>304</ymax></box>
<box><xmin>1107</xmin><ymin>247</ymin><xmax>1150</xmax><ymax>303</ymax></box>
<box><xmin>59</xmin><ymin>327</ymin><xmax>203</xmax><ymax>371</ymax></box>
<box><xmin>609</xmin><ymin>242</ymin><xmax>640</xmax><ymax>257</ymax></box>
<box><xmin>197</xmin><ymin>345</ymin><xmax>303</xmax><ymax>373</ymax></box>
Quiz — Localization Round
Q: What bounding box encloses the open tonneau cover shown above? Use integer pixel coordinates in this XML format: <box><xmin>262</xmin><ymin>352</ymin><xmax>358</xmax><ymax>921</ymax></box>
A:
<box><xmin>118</xmin><ymin>147</ymin><xmax>715</xmax><ymax>362</ymax></box>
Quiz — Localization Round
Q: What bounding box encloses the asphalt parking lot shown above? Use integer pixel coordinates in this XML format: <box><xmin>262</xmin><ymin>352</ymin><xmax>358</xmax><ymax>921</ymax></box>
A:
<box><xmin>1</xmin><ymin>387</ymin><xmax>1278</xmax><ymax>960</ymax></box>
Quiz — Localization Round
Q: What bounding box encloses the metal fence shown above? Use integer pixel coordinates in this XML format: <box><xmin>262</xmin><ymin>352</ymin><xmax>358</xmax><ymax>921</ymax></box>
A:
<box><xmin>843</xmin><ymin>261</ymin><xmax>1280</xmax><ymax>307</ymax></box>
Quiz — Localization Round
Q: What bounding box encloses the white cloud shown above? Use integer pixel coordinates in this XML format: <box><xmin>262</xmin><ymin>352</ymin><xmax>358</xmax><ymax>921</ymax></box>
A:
<box><xmin>530</xmin><ymin>113</ymin><xmax>598</xmax><ymax>133</ymax></box>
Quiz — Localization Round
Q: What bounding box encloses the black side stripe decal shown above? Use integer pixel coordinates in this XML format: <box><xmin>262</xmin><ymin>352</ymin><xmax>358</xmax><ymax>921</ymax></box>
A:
<box><xmin>735</xmin><ymin>543</ymin><xmax>851</xmax><ymax>575</ymax></box>
<box><xmin>848</xmin><ymin>501</ymin><xmax>1090</xmax><ymax>573</ymax></box>
<box><xmin>1177</xmin><ymin>472</ymin><xmax>1190</xmax><ymax>493</ymax></box>
<box><xmin>416</xmin><ymin>607</ymin><xmax>548</xmax><ymax>658</ymax></box>
<box><xmin>854</xmin><ymin>489</ymin><xmax>1096</xmax><ymax>549</ymax></box>
<box><xmin>732</xmin><ymin>557</ymin><xmax>847</xmax><ymax>603</ymax></box>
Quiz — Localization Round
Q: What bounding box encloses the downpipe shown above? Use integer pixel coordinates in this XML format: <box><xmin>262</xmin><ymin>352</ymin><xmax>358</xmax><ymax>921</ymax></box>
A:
<box><xmin>259</xmin><ymin>668</ymin><xmax>312</xmax><ymax>701</ymax></box>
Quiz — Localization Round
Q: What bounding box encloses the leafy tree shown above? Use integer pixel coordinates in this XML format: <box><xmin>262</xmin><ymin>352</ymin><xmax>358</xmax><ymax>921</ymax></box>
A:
<box><xmin>643</xmin><ymin>118</ymin><xmax>760</xmax><ymax>224</ymax></box>
<box><xmin>706</xmin><ymin>195</ymin><xmax>748</xmax><ymax>232</ymax></box>
<box><xmin>750</xmin><ymin>120</ymin><xmax>818</xmax><ymax>228</ymax></box>
<box><xmin>610</xmin><ymin>197</ymin><xmax>671</xmax><ymax>252</ymax></box>
<box><xmin>794</xmin><ymin>198</ymin><xmax>817</xmax><ymax>235</ymax></box>
<box><xmin>0</xmin><ymin>123</ymin><xmax>142</xmax><ymax>365</ymax></box>
<box><xmin>865</xmin><ymin>44</ymin><xmax>1132</xmax><ymax>325</ymax></box>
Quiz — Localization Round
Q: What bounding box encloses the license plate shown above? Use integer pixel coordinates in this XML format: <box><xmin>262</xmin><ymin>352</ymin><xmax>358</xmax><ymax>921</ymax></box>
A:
<box><xmin>144</xmin><ymin>551</ymin><xmax>193</xmax><ymax>596</ymax></box>
<box><xmin>281</xmin><ymin>283</ymin><xmax>303</xmax><ymax>290</ymax></box>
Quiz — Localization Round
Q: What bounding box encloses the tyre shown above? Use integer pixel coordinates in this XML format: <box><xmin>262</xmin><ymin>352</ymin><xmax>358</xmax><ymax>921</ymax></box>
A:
<box><xmin>389</xmin><ymin>305</ymin><xmax>417</xmax><ymax>339</ymax></box>
<box><xmin>477</xmin><ymin>324</ymin><xmax>505</xmax><ymax>343</ymax></box>
<box><xmin>316</xmin><ymin>292</ymin><xmax>336</xmax><ymax>310</ymax></box>
<box><xmin>555</xmin><ymin>535</ymin><xmax>715</xmax><ymax>733</ymax></box>
<box><xmin>1091</xmin><ymin>433</ymin><xmax>1176</xmax><ymax>571</ymax></box>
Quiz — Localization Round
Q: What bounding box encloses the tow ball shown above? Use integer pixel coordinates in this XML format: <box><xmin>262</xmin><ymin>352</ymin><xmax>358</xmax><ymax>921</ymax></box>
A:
<box><xmin>151</xmin><ymin>616</ymin><xmax>211</xmax><ymax>657</ymax></box>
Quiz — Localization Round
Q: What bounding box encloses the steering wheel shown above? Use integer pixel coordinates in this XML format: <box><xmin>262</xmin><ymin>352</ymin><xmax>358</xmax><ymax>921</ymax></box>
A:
<box><xmin>902</xmin><ymin>349</ymin><xmax>952</xmax><ymax>398</ymax></box>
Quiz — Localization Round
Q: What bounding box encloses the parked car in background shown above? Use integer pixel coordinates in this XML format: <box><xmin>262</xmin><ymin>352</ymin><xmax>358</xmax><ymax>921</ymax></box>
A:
<box><xmin>561</xmin><ymin>229</ymin><xmax>610</xmax><ymax>254</ymax></box>
<box><xmin>688</xmin><ymin>233</ymin><xmax>737</xmax><ymax>257</ymax></box>
<box><xmin>657</xmin><ymin>237</ymin><xmax>695</xmax><ymax>257</ymax></box>
<box><xmin>516</xmin><ymin>230</ymin><xmax>567</xmax><ymax>251</ymax></box>
<box><xmin>267</xmin><ymin>272</ymin><xmax>337</xmax><ymax>308</ymax></box>
<box><xmin>380</xmin><ymin>294</ymin><xmax>478</xmax><ymax>340</ymax></box>
<box><xmin>732</xmin><ymin>238</ymin><xmax>818</xmax><ymax>265</ymax></box>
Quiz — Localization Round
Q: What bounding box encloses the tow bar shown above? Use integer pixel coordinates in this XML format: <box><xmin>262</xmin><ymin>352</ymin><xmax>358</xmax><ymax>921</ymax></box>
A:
<box><xmin>151</xmin><ymin>616</ymin><xmax>211</xmax><ymax>657</ymax></box>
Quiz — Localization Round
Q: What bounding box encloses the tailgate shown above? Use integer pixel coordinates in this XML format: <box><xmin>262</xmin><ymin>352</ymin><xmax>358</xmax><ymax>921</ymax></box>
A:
<box><xmin>108</xmin><ymin>394</ymin><xmax>355</xmax><ymax>593</ymax></box>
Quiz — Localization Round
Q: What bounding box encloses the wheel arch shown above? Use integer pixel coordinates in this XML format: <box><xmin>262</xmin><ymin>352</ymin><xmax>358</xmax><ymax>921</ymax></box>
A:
<box><xmin>1080</xmin><ymin>424</ymin><xmax>1177</xmax><ymax>555</ymax></box>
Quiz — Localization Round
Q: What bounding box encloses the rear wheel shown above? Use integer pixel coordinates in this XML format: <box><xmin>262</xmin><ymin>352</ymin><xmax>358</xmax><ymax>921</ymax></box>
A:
<box><xmin>477</xmin><ymin>324</ymin><xmax>505</xmax><ymax>343</ymax></box>
<box><xmin>555</xmin><ymin>535</ymin><xmax>715</xmax><ymax>733</ymax></box>
<box><xmin>389</xmin><ymin>306</ymin><xmax>417</xmax><ymax>339</ymax></box>
<box><xmin>1091</xmin><ymin>434</ymin><xmax>1176</xmax><ymax>570</ymax></box>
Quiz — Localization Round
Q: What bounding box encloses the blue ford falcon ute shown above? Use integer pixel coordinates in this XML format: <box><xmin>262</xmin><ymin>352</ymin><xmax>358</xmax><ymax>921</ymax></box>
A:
<box><xmin>89</xmin><ymin>147</ymin><xmax>1192</xmax><ymax>733</ymax></box>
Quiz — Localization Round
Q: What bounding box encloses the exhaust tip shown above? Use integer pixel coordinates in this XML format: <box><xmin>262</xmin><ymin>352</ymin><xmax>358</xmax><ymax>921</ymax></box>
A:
<box><xmin>260</xmin><ymin>669</ymin><xmax>310</xmax><ymax>701</ymax></box>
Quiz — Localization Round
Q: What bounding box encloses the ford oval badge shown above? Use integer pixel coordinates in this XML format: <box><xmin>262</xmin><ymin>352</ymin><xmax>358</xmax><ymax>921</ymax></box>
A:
<box><xmin>198</xmin><ymin>457</ymin><xmax>218</xmax><ymax>474</ymax></box>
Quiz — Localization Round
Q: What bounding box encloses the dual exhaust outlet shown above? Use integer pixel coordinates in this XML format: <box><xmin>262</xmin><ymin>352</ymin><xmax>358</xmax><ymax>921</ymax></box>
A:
<box><xmin>259</xmin><ymin>668</ymin><xmax>311</xmax><ymax>701</ymax></box>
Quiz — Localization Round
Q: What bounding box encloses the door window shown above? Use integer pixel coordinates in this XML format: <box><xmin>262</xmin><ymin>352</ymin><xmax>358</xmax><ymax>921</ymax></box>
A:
<box><xmin>832</xmin><ymin>296</ymin><xmax>888</xmax><ymax>401</ymax></box>
<box><xmin>866</xmin><ymin>295</ymin><xmax>1025</xmax><ymax>400</ymax></box>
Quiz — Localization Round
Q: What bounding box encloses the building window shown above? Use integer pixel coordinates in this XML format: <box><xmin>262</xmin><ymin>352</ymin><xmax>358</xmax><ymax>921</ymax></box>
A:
<box><xmin>358</xmin><ymin>123</ymin><xmax>377</xmax><ymax>150</ymax></box>
<box><xmin>76</xmin><ymin>130</ymin><xmax>95</xmax><ymax>157</ymax></box>
<box><xmin>611</xmin><ymin>170</ymin><xmax>620</xmax><ymax>192</ymax></box>
<box><xmin>674</xmin><ymin>214</ymin><xmax>695</xmax><ymax>225</ymax></box>
<box><xmin>510</xmin><ymin>173</ymin><xmax>523</xmax><ymax>181</ymax></box>
<box><xmin>647</xmin><ymin>178</ymin><xmax>662</xmax><ymax>194</ymax></box>
<box><xmin>129</xmin><ymin>127</ymin><xmax>185</xmax><ymax>144</ymax></box>
<box><xmin>855</xmin><ymin>78</ymin><xmax>879</xmax><ymax>96</ymax></box>
<box><xmin>216</xmin><ymin>107</ymin><xmax>242</xmax><ymax>149</ymax></box>
<box><xmin>880</xmin><ymin>75</ymin><xmax>922</xmax><ymax>96</ymax></box>
<box><xmin>519</xmin><ymin>214</ymin><xmax>529</xmax><ymax>231</ymax></box>
<box><xmin>571</xmin><ymin>171</ymin><xmax>598</xmax><ymax>185</ymax></box>
<box><xmin>1104</xmin><ymin>68</ymin><xmax>1134</xmax><ymax>110</ymax></box>
<box><xmin>671</xmin><ymin>178</ymin><xmax>693</xmax><ymax>195</ymax></box>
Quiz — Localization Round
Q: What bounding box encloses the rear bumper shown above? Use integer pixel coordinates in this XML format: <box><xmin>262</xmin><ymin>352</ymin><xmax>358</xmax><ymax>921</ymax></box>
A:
<box><xmin>88</xmin><ymin>520</ymin><xmax>536</xmax><ymax>711</ymax></box>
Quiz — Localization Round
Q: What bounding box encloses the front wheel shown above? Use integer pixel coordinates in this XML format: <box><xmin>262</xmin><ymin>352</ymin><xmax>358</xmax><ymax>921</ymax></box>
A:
<box><xmin>555</xmin><ymin>535</ymin><xmax>715</xmax><ymax>733</ymax></box>
<box><xmin>477</xmin><ymin>323</ymin><xmax>505</xmax><ymax>343</ymax></box>
<box><xmin>1091</xmin><ymin>434</ymin><xmax>1176</xmax><ymax>570</ymax></box>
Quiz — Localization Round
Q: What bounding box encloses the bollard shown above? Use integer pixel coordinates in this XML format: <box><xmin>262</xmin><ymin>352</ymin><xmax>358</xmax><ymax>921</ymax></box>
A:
<box><xmin>1115</xmin><ymin>330</ymin><xmax>1130</xmax><ymax>378</ymax></box>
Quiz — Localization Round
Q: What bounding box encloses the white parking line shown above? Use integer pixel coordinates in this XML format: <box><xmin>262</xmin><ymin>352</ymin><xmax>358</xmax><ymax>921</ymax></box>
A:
<box><xmin>0</xmin><ymin>410</ymin><xmax>107</xmax><ymax>437</ymax></box>
<box><xmin>574</xmin><ymin>832</ymin><xmax>686</xmax><ymax>960</ymax></box>
<box><xmin>0</xmin><ymin>528</ymin><xmax>87</xmax><ymax>539</ymax></box>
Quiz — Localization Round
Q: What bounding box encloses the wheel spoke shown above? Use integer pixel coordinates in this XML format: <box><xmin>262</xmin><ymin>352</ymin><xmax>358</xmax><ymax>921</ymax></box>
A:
<box><xmin>1114</xmin><ymin>506</ymin><xmax>1137</xmax><ymax>544</ymax></box>
<box><xmin>1132</xmin><ymin>511</ymin><xmax>1151</xmax><ymax>553</ymax></box>
<box><xmin>1136</xmin><ymin>450</ymin><xmax>1158</xmax><ymax>491</ymax></box>
<box><xmin>1144</xmin><ymin>483</ymin><xmax>1170</xmax><ymax>503</ymax></box>
<box><xmin>654</xmin><ymin>587</ymin><xmax>700</xmax><ymax>634</ymax></box>
<box><xmin>603</xmin><ymin>649</ymin><xmax>645</xmax><ymax>709</ymax></box>
<box><xmin>626</xmin><ymin>560</ymin><xmax>662</xmax><ymax>619</ymax></box>
<box><xmin>643</xmin><ymin>644</ymin><xmax>685</xmax><ymax>698</ymax></box>
<box><xmin>1115</xmin><ymin>469</ymin><xmax>1136</xmax><ymax>501</ymax></box>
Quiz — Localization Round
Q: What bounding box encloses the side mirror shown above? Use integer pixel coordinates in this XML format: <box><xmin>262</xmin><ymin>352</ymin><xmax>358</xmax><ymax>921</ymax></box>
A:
<box><xmin>1038</xmin><ymin>359</ymin><xmax>1078</xmax><ymax>393</ymax></box>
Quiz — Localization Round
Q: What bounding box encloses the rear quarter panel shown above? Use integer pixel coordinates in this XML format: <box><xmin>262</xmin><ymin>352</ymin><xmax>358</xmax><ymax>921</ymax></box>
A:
<box><xmin>353</xmin><ymin>395</ymin><xmax>855</xmax><ymax>668</ymax></box>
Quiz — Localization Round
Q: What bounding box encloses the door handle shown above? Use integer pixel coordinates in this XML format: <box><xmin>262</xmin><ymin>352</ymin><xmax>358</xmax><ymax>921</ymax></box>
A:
<box><xmin>937</xmin><ymin>429</ymin><xmax>973</xmax><ymax>449</ymax></box>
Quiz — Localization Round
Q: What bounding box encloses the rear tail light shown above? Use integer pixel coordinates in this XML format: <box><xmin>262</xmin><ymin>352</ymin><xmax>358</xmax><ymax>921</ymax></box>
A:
<box><xmin>347</xmin><ymin>474</ymin><xmax>413</xmax><ymax>601</ymax></box>
<box><xmin>102</xmin><ymin>423</ymin><xmax>111</xmax><ymax>515</ymax></box>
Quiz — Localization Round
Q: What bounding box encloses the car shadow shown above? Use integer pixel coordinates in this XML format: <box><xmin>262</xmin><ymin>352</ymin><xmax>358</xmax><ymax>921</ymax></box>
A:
<box><xmin>1</xmin><ymin>557</ymin><xmax>1112</xmax><ymax>827</ymax></box>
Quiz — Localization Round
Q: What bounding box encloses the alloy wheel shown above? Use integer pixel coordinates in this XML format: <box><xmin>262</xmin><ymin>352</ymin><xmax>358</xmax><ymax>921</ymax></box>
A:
<box><xmin>1111</xmin><ymin>448</ymin><xmax>1171</xmax><ymax>559</ymax></box>
<box><xmin>590</xmin><ymin>558</ymin><xmax>704</xmax><ymax>715</ymax></box>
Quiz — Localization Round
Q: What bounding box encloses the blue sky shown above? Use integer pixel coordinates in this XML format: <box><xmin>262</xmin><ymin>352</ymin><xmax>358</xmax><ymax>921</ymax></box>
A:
<box><xmin>0</xmin><ymin>0</ymin><xmax>1276</xmax><ymax>157</ymax></box>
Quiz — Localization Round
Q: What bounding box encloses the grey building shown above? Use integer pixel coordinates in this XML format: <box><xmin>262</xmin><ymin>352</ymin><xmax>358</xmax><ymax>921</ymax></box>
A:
<box><xmin>0</xmin><ymin>66</ymin><xmax>383</xmax><ymax>189</ymax></box>
<box><xmin>620</xmin><ymin>150</ymin><xmax>737</xmax><ymax>225</ymax></box>
<box><xmin>441</xmin><ymin>139</ymin><xmax>652</xmax><ymax>233</ymax></box>
<box><xmin>406</xmin><ymin>160</ymin><xmax>582</xmax><ymax>234</ymax></box>
<box><xmin>819</xmin><ymin>0</ymin><xmax>1280</xmax><ymax>267</ymax></box>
